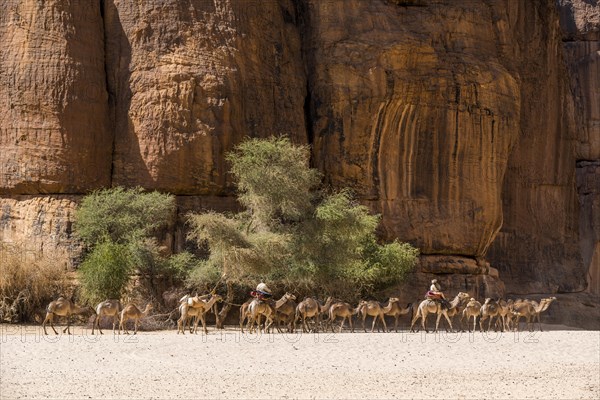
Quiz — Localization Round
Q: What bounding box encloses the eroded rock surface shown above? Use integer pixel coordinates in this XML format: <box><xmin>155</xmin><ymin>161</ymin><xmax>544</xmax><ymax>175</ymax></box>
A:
<box><xmin>0</xmin><ymin>0</ymin><xmax>112</xmax><ymax>194</ymax></box>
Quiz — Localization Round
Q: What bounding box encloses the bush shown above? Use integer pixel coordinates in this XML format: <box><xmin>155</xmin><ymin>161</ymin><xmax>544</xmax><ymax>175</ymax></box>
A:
<box><xmin>188</xmin><ymin>137</ymin><xmax>420</xmax><ymax>301</ymax></box>
<box><xmin>78</xmin><ymin>240</ymin><xmax>133</xmax><ymax>305</ymax></box>
<box><xmin>75</xmin><ymin>187</ymin><xmax>177</xmax><ymax>305</ymax></box>
<box><xmin>74</xmin><ymin>187</ymin><xmax>175</xmax><ymax>246</ymax></box>
<box><xmin>0</xmin><ymin>244</ymin><xmax>70</xmax><ymax>322</ymax></box>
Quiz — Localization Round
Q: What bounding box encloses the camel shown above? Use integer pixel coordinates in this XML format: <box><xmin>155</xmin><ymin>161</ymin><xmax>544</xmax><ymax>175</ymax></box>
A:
<box><xmin>382</xmin><ymin>299</ymin><xmax>413</xmax><ymax>332</ymax></box>
<box><xmin>496</xmin><ymin>299</ymin><xmax>514</xmax><ymax>332</ymax></box>
<box><xmin>247</xmin><ymin>298</ymin><xmax>276</xmax><ymax>334</ymax></box>
<box><xmin>318</xmin><ymin>297</ymin><xmax>335</xmax><ymax>327</ymax></box>
<box><xmin>177</xmin><ymin>294</ymin><xmax>212</xmax><ymax>334</ymax></box>
<box><xmin>479</xmin><ymin>298</ymin><xmax>501</xmax><ymax>332</ymax></box>
<box><xmin>118</xmin><ymin>303</ymin><xmax>153</xmax><ymax>335</ymax></box>
<box><xmin>461</xmin><ymin>298</ymin><xmax>482</xmax><ymax>332</ymax></box>
<box><xmin>273</xmin><ymin>293</ymin><xmax>297</xmax><ymax>333</ymax></box>
<box><xmin>295</xmin><ymin>297</ymin><xmax>321</xmax><ymax>333</ymax></box>
<box><xmin>441</xmin><ymin>294</ymin><xmax>470</xmax><ymax>329</ymax></box>
<box><xmin>239</xmin><ymin>298</ymin><xmax>254</xmax><ymax>333</ymax></box>
<box><xmin>327</xmin><ymin>301</ymin><xmax>357</xmax><ymax>333</ymax></box>
<box><xmin>512</xmin><ymin>297</ymin><xmax>556</xmax><ymax>331</ymax></box>
<box><xmin>42</xmin><ymin>297</ymin><xmax>92</xmax><ymax>335</ymax></box>
<box><xmin>178</xmin><ymin>294</ymin><xmax>223</xmax><ymax>334</ymax></box>
<box><xmin>92</xmin><ymin>299</ymin><xmax>122</xmax><ymax>335</ymax></box>
<box><xmin>410</xmin><ymin>292</ymin><xmax>470</xmax><ymax>333</ymax></box>
<box><xmin>356</xmin><ymin>300</ymin><xmax>388</xmax><ymax>333</ymax></box>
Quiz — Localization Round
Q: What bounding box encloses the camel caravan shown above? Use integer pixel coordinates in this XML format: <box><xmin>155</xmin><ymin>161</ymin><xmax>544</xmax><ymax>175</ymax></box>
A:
<box><xmin>42</xmin><ymin>280</ymin><xmax>558</xmax><ymax>336</ymax></box>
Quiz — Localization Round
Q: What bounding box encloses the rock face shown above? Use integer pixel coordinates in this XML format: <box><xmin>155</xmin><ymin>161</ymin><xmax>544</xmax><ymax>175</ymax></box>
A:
<box><xmin>302</xmin><ymin>0</ymin><xmax>519</xmax><ymax>258</ymax></box>
<box><xmin>0</xmin><ymin>196</ymin><xmax>81</xmax><ymax>268</ymax></box>
<box><xmin>0</xmin><ymin>0</ymin><xmax>112</xmax><ymax>194</ymax></box>
<box><xmin>0</xmin><ymin>0</ymin><xmax>598</xmax><ymax>325</ymax></box>
<box><xmin>104</xmin><ymin>0</ymin><xmax>306</xmax><ymax>194</ymax></box>
<box><xmin>559</xmin><ymin>0</ymin><xmax>600</xmax><ymax>296</ymax></box>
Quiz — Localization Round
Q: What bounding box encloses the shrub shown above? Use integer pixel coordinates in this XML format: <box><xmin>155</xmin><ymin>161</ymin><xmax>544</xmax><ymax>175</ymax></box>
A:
<box><xmin>78</xmin><ymin>240</ymin><xmax>133</xmax><ymax>305</ymax></box>
<box><xmin>0</xmin><ymin>244</ymin><xmax>70</xmax><ymax>322</ymax></box>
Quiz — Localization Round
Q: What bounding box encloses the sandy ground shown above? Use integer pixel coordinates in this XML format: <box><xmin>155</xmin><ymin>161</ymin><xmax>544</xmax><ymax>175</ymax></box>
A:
<box><xmin>0</xmin><ymin>324</ymin><xmax>598</xmax><ymax>400</ymax></box>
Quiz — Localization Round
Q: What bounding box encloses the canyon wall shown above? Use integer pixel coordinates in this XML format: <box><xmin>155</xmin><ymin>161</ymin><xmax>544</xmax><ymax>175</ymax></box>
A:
<box><xmin>0</xmin><ymin>0</ymin><xmax>597</xmax><ymax>326</ymax></box>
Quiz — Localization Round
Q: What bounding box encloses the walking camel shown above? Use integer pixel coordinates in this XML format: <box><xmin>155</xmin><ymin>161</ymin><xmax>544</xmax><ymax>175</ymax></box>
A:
<box><xmin>410</xmin><ymin>292</ymin><xmax>470</xmax><ymax>333</ymax></box>
<box><xmin>295</xmin><ymin>297</ymin><xmax>321</xmax><ymax>333</ymax></box>
<box><xmin>273</xmin><ymin>293</ymin><xmax>297</xmax><ymax>333</ymax></box>
<box><xmin>247</xmin><ymin>298</ymin><xmax>276</xmax><ymax>334</ymax></box>
<box><xmin>327</xmin><ymin>301</ymin><xmax>357</xmax><ymax>333</ymax></box>
<box><xmin>512</xmin><ymin>297</ymin><xmax>556</xmax><ymax>331</ymax></box>
<box><xmin>382</xmin><ymin>300</ymin><xmax>413</xmax><ymax>332</ymax></box>
<box><xmin>356</xmin><ymin>299</ymin><xmax>388</xmax><ymax>333</ymax></box>
<box><xmin>479</xmin><ymin>298</ymin><xmax>501</xmax><ymax>332</ymax></box>
<box><xmin>178</xmin><ymin>294</ymin><xmax>222</xmax><ymax>334</ymax></box>
<box><xmin>92</xmin><ymin>299</ymin><xmax>122</xmax><ymax>335</ymax></box>
<box><xmin>42</xmin><ymin>297</ymin><xmax>92</xmax><ymax>335</ymax></box>
<box><xmin>119</xmin><ymin>303</ymin><xmax>153</xmax><ymax>335</ymax></box>
<box><xmin>461</xmin><ymin>298</ymin><xmax>482</xmax><ymax>332</ymax></box>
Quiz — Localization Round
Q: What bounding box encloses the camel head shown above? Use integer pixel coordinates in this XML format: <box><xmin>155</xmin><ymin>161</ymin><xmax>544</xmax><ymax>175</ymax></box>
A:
<box><xmin>484</xmin><ymin>298</ymin><xmax>492</xmax><ymax>304</ymax></box>
<box><xmin>144</xmin><ymin>303</ymin><xmax>154</xmax><ymax>313</ymax></box>
<box><xmin>284</xmin><ymin>292</ymin><xmax>296</xmax><ymax>301</ymax></box>
<box><xmin>179</xmin><ymin>294</ymin><xmax>190</xmax><ymax>304</ymax></box>
<box><xmin>211</xmin><ymin>294</ymin><xmax>224</xmax><ymax>303</ymax></box>
<box><xmin>457</xmin><ymin>292</ymin><xmax>470</xmax><ymax>301</ymax></box>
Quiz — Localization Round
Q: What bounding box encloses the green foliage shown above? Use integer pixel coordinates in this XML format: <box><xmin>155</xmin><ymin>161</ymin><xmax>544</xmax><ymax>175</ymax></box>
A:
<box><xmin>165</xmin><ymin>252</ymin><xmax>200</xmax><ymax>283</ymax></box>
<box><xmin>227</xmin><ymin>136</ymin><xmax>321</xmax><ymax>227</ymax></box>
<box><xmin>75</xmin><ymin>187</ymin><xmax>177</xmax><ymax>304</ymax></box>
<box><xmin>79</xmin><ymin>240</ymin><xmax>133</xmax><ymax>305</ymax></box>
<box><xmin>74</xmin><ymin>187</ymin><xmax>175</xmax><ymax>246</ymax></box>
<box><xmin>187</xmin><ymin>136</ymin><xmax>420</xmax><ymax>297</ymax></box>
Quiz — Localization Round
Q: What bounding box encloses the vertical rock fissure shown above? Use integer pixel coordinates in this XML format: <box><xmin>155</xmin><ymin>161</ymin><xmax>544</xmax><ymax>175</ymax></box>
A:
<box><xmin>100</xmin><ymin>0</ymin><xmax>116</xmax><ymax>188</ymax></box>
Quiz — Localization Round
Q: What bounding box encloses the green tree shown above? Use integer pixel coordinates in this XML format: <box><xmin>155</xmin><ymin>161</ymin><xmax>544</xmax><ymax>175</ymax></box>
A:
<box><xmin>227</xmin><ymin>137</ymin><xmax>321</xmax><ymax>228</ymax></box>
<box><xmin>74</xmin><ymin>187</ymin><xmax>175</xmax><ymax>246</ymax></box>
<box><xmin>188</xmin><ymin>137</ymin><xmax>419</xmax><ymax>306</ymax></box>
<box><xmin>78</xmin><ymin>240</ymin><xmax>132</xmax><ymax>304</ymax></box>
<box><xmin>75</xmin><ymin>187</ymin><xmax>177</xmax><ymax>305</ymax></box>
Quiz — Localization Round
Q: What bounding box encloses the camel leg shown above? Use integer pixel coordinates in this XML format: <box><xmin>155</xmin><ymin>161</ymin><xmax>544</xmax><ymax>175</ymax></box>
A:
<box><xmin>394</xmin><ymin>316</ymin><xmax>399</xmax><ymax>333</ymax></box>
<box><xmin>473</xmin><ymin>316</ymin><xmax>477</xmax><ymax>333</ymax></box>
<box><xmin>409</xmin><ymin>311</ymin><xmax>421</xmax><ymax>333</ymax></box>
<box><xmin>193</xmin><ymin>315</ymin><xmax>201</xmax><ymax>334</ymax></box>
<box><xmin>62</xmin><ymin>314</ymin><xmax>71</xmax><ymax>335</ymax></box>
<box><xmin>43</xmin><ymin>313</ymin><xmax>58</xmax><ymax>335</ymax></box>
<box><xmin>380</xmin><ymin>314</ymin><xmax>388</xmax><ymax>333</ymax></box>
<box><xmin>435</xmin><ymin>312</ymin><xmax>442</xmax><ymax>333</ymax></box>
<box><xmin>442</xmin><ymin>312</ymin><xmax>453</xmax><ymax>332</ymax></box>
<box><xmin>422</xmin><ymin>311</ymin><xmax>428</xmax><ymax>333</ymax></box>
<box><xmin>134</xmin><ymin>319</ymin><xmax>138</xmax><ymax>335</ymax></box>
<box><xmin>265</xmin><ymin>316</ymin><xmax>273</xmax><ymax>333</ymax></box>
<box><xmin>177</xmin><ymin>316</ymin><xmax>184</xmax><ymax>334</ymax></box>
<box><xmin>349</xmin><ymin>316</ymin><xmax>354</xmax><ymax>333</ymax></box>
<box><xmin>339</xmin><ymin>317</ymin><xmax>345</xmax><ymax>333</ymax></box>
<box><xmin>91</xmin><ymin>314</ymin><xmax>98</xmax><ymax>335</ymax></box>
<box><xmin>202</xmin><ymin>314</ymin><xmax>208</xmax><ymax>334</ymax></box>
<box><xmin>479</xmin><ymin>316</ymin><xmax>486</xmax><ymax>332</ymax></box>
<box><xmin>112</xmin><ymin>315</ymin><xmax>118</xmax><ymax>334</ymax></box>
<box><xmin>537</xmin><ymin>314</ymin><xmax>543</xmax><ymax>332</ymax></box>
<box><xmin>363</xmin><ymin>313</ymin><xmax>368</xmax><ymax>333</ymax></box>
<box><xmin>370</xmin><ymin>314</ymin><xmax>377</xmax><ymax>333</ymax></box>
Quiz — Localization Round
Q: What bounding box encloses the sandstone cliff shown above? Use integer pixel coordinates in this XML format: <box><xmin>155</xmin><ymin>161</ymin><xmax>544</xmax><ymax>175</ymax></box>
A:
<box><xmin>0</xmin><ymin>0</ymin><xmax>598</xmax><ymax>327</ymax></box>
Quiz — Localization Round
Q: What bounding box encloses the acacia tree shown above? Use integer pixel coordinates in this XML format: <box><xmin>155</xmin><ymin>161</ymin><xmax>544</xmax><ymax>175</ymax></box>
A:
<box><xmin>75</xmin><ymin>187</ymin><xmax>176</xmax><ymax>304</ymax></box>
<box><xmin>187</xmin><ymin>137</ymin><xmax>419</xmax><ymax>319</ymax></box>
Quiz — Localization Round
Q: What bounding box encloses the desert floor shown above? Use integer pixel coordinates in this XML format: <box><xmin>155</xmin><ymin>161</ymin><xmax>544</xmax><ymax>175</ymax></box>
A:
<box><xmin>0</xmin><ymin>324</ymin><xmax>598</xmax><ymax>400</ymax></box>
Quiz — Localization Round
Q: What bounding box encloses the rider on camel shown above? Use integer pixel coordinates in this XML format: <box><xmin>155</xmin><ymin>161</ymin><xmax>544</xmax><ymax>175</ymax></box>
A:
<box><xmin>426</xmin><ymin>279</ymin><xmax>450</xmax><ymax>307</ymax></box>
<box><xmin>250</xmin><ymin>282</ymin><xmax>273</xmax><ymax>301</ymax></box>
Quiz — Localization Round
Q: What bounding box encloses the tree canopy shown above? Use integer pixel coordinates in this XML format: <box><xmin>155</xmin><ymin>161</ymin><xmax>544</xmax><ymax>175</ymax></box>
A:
<box><xmin>187</xmin><ymin>137</ymin><xmax>418</xmax><ymax>299</ymax></box>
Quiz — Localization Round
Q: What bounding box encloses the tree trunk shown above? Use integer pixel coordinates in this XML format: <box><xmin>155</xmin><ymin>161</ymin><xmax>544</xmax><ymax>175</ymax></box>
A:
<box><xmin>216</xmin><ymin>280</ymin><xmax>234</xmax><ymax>329</ymax></box>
